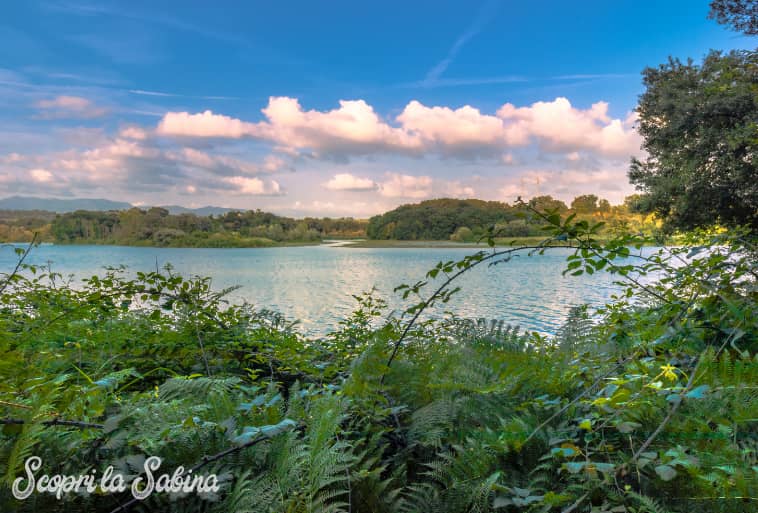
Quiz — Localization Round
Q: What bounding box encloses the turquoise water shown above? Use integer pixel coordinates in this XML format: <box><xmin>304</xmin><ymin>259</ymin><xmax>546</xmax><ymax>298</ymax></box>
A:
<box><xmin>0</xmin><ymin>243</ymin><xmax>653</xmax><ymax>336</ymax></box>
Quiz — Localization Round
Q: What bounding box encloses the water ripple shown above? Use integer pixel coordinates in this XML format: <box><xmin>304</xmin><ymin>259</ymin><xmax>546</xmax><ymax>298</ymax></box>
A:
<box><xmin>0</xmin><ymin>244</ymin><xmax>659</xmax><ymax>336</ymax></box>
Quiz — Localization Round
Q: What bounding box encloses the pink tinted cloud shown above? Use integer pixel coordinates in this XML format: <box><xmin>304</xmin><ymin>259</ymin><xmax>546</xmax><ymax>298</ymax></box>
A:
<box><xmin>155</xmin><ymin>96</ymin><xmax>641</xmax><ymax>160</ymax></box>
<box><xmin>35</xmin><ymin>95</ymin><xmax>108</xmax><ymax>119</ymax></box>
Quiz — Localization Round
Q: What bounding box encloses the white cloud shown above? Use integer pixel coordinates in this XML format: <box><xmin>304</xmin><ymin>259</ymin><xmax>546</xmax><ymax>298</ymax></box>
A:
<box><xmin>29</xmin><ymin>168</ymin><xmax>53</xmax><ymax>183</ymax></box>
<box><xmin>497</xmin><ymin>166</ymin><xmax>635</xmax><ymax>205</ymax></box>
<box><xmin>496</xmin><ymin>98</ymin><xmax>640</xmax><ymax>157</ymax></box>
<box><xmin>323</xmin><ymin>173</ymin><xmax>378</xmax><ymax>191</ymax></box>
<box><xmin>223</xmin><ymin>176</ymin><xmax>282</xmax><ymax>196</ymax></box>
<box><xmin>257</xmin><ymin>97</ymin><xmax>423</xmax><ymax>157</ymax></box>
<box><xmin>1</xmin><ymin>153</ymin><xmax>24</xmax><ymax>164</ymax></box>
<box><xmin>445</xmin><ymin>181</ymin><xmax>475</xmax><ymax>198</ymax></box>
<box><xmin>119</xmin><ymin>126</ymin><xmax>149</xmax><ymax>140</ymax></box>
<box><xmin>155</xmin><ymin>96</ymin><xmax>641</xmax><ymax>161</ymax></box>
<box><xmin>35</xmin><ymin>95</ymin><xmax>107</xmax><ymax>119</ymax></box>
<box><xmin>3</xmin><ymin>93</ymin><xmax>644</xmax><ymax>213</ymax></box>
<box><xmin>397</xmin><ymin>101</ymin><xmax>521</xmax><ymax>149</ymax></box>
<box><xmin>379</xmin><ymin>173</ymin><xmax>433</xmax><ymax>199</ymax></box>
<box><xmin>166</xmin><ymin>147</ymin><xmax>285</xmax><ymax>176</ymax></box>
<box><xmin>157</xmin><ymin>110</ymin><xmax>257</xmax><ymax>138</ymax></box>
<box><xmin>21</xmin><ymin>132</ymin><xmax>291</xmax><ymax>199</ymax></box>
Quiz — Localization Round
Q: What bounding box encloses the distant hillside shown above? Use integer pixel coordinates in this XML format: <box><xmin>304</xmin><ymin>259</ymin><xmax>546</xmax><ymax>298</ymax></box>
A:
<box><xmin>160</xmin><ymin>205</ymin><xmax>236</xmax><ymax>216</ymax></box>
<box><xmin>0</xmin><ymin>196</ymin><xmax>133</xmax><ymax>213</ymax></box>
<box><xmin>0</xmin><ymin>196</ymin><xmax>238</xmax><ymax>216</ymax></box>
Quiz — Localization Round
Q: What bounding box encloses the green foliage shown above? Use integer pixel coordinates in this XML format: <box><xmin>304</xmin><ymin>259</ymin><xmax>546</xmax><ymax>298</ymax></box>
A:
<box><xmin>366</xmin><ymin>197</ymin><xmax>655</xmax><ymax>242</ymax></box>
<box><xmin>47</xmin><ymin>207</ymin><xmax>367</xmax><ymax>246</ymax></box>
<box><xmin>629</xmin><ymin>49</ymin><xmax>758</xmax><ymax>231</ymax></box>
<box><xmin>0</xmin><ymin>207</ymin><xmax>756</xmax><ymax>512</ymax></box>
<box><xmin>5</xmin><ymin>195</ymin><xmax>662</xmax><ymax>246</ymax></box>
<box><xmin>709</xmin><ymin>0</ymin><xmax>758</xmax><ymax>35</ymax></box>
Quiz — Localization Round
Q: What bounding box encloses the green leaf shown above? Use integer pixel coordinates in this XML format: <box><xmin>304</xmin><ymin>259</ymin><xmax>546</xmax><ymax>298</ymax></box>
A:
<box><xmin>259</xmin><ymin>418</ymin><xmax>297</xmax><ymax>438</ymax></box>
<box><xmin>685</xmin><ymin>384</ymin><xmax>710</xmax><ymax>399</ymax></box>
<box><xmin>616</xmin><ymin>421</ymin><xmax>641</xmax><ymax>434</ymax></box>
<box><xmin>654</xmin><ymin>464</ymin><xmax>677</xmax><ymax>481</ymax></box>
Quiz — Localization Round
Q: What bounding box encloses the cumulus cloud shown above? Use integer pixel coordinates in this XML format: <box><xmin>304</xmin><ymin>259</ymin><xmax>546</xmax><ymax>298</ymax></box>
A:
<box><xmin>1</xmin><ymin>153</ymin><xmax>24</xmax><ymax>164</ymax></box>
<box><xmin>323</xmin><ymin>173</ymin><xmax>378</xmax><ymax>191</ymax></box>
<box><xmin>397</xmin><ymin>101</ymin><xmax>522</xmax><ymax>152</ymax></box>
<box><xmin>157</xmin><ymin>110</ymin><xmax>257</xmax><ymax>138</ymax></box>
<box><xmin>29</xmin><ymin>168</ymin><xmax>53</xmax><ymax>183</ymax></box>
<box><xmin>496</xmin><ymin>98</ymin><xmax>640</xmax><ymax>157</ymax></box>
<box><xmin>500</xmin><ymin>153</ymin><xmax>515</xmax><ymax>165</ymax></box>
<box><xmin>5</xmin><ymin>92</ymin><xmax>643</xmax><ymax>213</ymax></box>
<box><xmin>155</xmin><ymin>96</ymin><xmax>641</xmax><ymax>161</ymax></box>
<box><xmin>444</xmin><ymin>180</ymin><xmax>475</xmax><ymax>198</ymax></box>
<box><xmin>35</xmin><ymin>95</ymin><xmax>107</xmax><ymax>119</ymax></box>
<box><xmin>498</xmin><ymin>165</ymin><xmax>634</xmax><ymax>205</ymax></box>
<box><xmin>166</xmin><ymin>147</ymin><xmax>287</xmax><ymax>177</ymax></box>
<box><xmin>379</xmin><ymin>173</ymin><xmax>433</xmax><ymax>199</ymax></box>
<box><xmin>119</xmin><ymin>126</ymin><xmax>149</xmax><ymax>140</ymax></box>
<box><xmin>223</xmin><ymin>176</ymin><xmax>283</xmax><ymax>196</ymax></box>
<box><xmin>16</xmin><ymin>131</ymin><xmax>291</xmax><ymax>198</ymax></box>
<box><xmin>258</xmin><ymin>98</ymin><xmax>423</xmax><ymax>157</ymax></box>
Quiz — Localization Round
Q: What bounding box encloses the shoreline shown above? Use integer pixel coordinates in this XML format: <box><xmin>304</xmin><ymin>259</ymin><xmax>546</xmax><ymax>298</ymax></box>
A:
<box><xmin>2</xmin><ymin>236</ymin><xmax>662</xmax><ymax>250</ymax></box>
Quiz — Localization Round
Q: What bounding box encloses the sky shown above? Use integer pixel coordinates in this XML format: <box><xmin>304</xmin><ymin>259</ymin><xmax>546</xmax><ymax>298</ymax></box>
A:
<box><xmin>0</xmin><ymin>0</ymin><xmax>750</xmax><ymax>217</ymax></box>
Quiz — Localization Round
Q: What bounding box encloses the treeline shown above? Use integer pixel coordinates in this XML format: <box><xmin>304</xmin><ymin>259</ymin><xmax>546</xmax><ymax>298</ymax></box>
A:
<box><xmin>49</xmin><ymin>207</ymin><xmax>367</xmax><ymax>247</ymax></box>
<box><xmin>366</xmin><ymin>195</ymin><xmax>659</xmax><ymax>241</ymax></box>
<box><xmin>0</xmin><ymin>194</ymin><xmax>662</xmax><ymax>247</ymax></box>
<box><xmin>0</xmin><ymin>210</ymin><xmax>55</xmax><ymax>242</ymax></box>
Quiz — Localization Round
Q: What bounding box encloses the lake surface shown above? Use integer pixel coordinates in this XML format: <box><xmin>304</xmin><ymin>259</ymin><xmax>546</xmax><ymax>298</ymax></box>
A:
<box><xmin>0</xmin><ymin>243</ymin><xmax>654</xmax><ymax>336</ymax></box>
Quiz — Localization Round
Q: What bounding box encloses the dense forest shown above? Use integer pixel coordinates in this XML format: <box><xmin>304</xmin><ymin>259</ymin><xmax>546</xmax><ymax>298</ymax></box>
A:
<box><xmin>46</xmin><ymin>208</ymin><xmax>367</xmax><ymax>247</ymax></box>
<box><xmin>0</xmin><ymin>210</ymin><xmax>55</xmax><ymax>243</ymax></box>
<box><xmin>365</xmin><ymin>195</ymin><xmax>658</xmax><ymax>242</ymax></box>
<box><xmin>0</xmin><ymin>2</ymin><xmax>756</xmax><ymax>512</ymax></box>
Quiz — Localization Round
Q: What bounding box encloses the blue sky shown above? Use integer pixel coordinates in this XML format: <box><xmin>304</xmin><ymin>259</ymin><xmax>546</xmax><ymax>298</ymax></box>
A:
<box><xmin>0</xmin><ymin>0</ymin><xmax>750</xmax><ymax>216</ymax></box>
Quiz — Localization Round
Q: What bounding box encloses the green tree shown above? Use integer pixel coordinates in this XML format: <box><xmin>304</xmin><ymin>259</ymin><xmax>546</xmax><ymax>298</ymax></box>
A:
<box><xmin>450</xmin><ymin>226</ymin><xmax>474</xmax><ymax>242</ymax></box>
<box><xmin>629</xmin><ymin>50</ymin><xmax>758</xmax><ymax>231</ymax></box>
<box><xmin>528</xmin><ymin>195</ymin><xmax>568</xmax><ymax>213</ymax></box>
<box><xmin>709</xmin><ymin>0</ymin><xmax>757</xmax><ymax>34</ymax></box>
<box><xmin>570</xmin><ymin>194</ymin><xmax>599</xmax><ymax>213</ymax></box>
<box><xmin>623</xmin><ymin>194</ymin><xmax>644</xmax><ymax>213</ymax></box>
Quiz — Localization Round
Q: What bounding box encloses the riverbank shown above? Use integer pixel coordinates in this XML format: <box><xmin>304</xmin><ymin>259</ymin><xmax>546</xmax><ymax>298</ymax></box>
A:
<box><xmin>4</xmin><ymin>235</ymin><xmax>662</xmax><ymax>250</ymax></box>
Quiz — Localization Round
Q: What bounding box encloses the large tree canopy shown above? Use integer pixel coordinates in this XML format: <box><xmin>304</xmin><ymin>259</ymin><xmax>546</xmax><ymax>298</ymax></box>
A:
<box><xmin>629</xmin><ymin>49</ymin><xmax>758</xmax><ymax>231</ymax></box>
<box><xmin>709</xmin><ymin>0</ymin><xmax>758</xmax><ymax>35</ymax></box>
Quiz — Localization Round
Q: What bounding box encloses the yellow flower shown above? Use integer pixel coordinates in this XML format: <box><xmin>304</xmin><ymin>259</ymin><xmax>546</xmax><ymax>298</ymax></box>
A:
<box><xmin>660</xmin><ymin>364</ymin><xmax>678</xmax><ymax>381</ymax></box>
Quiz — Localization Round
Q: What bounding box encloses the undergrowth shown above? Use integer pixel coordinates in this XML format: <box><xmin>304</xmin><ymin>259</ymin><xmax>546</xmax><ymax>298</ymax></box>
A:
<box><xmin>0</xmin><ymin>208</ymin><xmax>755</xmax><ymax>512</ymax></box>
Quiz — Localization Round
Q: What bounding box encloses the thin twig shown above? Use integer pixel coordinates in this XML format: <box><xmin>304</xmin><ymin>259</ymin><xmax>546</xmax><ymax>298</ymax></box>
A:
<box><xmin>630</xmin><ymin>325</ymin><xmax>740</xmax><ymax>464</ymax></box>
<box><xmin>522</xmin><ymin>352</ymin><xmax>639</xmax><ymax>445</ymax></box>
<box><xmin>0</xmin><ymin>417</ymin><xmax>103</xmax><ymax>429</ymax></box>
<box><xmin>382</xmin><ymin>245</ymin><xmax>570</xmax><ymax>382</ymax></box>
<box><xmin>0</xmin><ymin>233</ymin><xmax>38</xmax><ymax>296</ymax></box>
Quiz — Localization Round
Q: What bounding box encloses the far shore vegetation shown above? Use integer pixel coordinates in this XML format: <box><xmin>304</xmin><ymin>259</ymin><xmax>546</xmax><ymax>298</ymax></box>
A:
<box><xmin>0</xmin><ymin>194</ymin><xmax>668</xmax><ymax>248</ymax></box>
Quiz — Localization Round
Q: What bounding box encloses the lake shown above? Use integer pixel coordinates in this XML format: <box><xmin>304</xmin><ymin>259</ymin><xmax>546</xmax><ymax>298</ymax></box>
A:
<box><xmin>0</xmin><ymin>243</ymin><xmax>652</xmax><ymax>336</ymax></box>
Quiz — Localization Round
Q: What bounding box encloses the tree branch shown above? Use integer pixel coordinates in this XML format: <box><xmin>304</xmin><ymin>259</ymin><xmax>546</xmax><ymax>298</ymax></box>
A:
<box><xmin>0</xmin><ymin>417</ymin><xmax>103</xmax><ymax>429</ymax></box>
